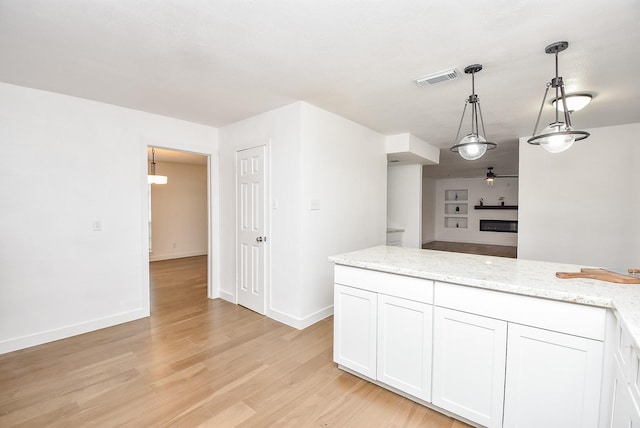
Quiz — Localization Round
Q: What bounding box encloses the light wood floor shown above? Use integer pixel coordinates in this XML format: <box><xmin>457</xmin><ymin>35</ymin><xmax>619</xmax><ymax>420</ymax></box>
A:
<box><xmin>422</xmin><ymin>240</ymin><xmax>517</xmax><ymax>258</ymax></box>
<box><xmin>0</xmin><ymin>256</ymin><xmax>471</xmax><ymax>427</ymax></box>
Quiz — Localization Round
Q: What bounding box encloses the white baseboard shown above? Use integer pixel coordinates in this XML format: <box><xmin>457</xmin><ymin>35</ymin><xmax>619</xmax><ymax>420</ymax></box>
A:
<box><xmin>218</xmin><ymin>290</ymin><xmax>235</xmax><ymax>303</ymax></box>
<box><xmin>268</xmin><ymin>305</ymin><xmax>333</xmax><ymax>330</ymax></box>
<box><xmin>0</xmin><ymin>308</ymin><xmax>148</xmax><ymax>355</ymax></box>
<box><xmin>149</xmin><ymin>251</ymin><xmax>207</xmax><ymax>262</ymax></box>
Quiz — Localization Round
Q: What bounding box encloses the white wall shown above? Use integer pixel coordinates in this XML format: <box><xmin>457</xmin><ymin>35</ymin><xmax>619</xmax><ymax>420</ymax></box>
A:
<box><xmin>422</xmin><ymin>174</ymin><xmax>436</xmax><ymax>244</ymax></box>
<box><xmin>218</xmin><ymin>101</ymin><xmax>386</xmax><ymax>329</ymax></box>
<box><xmin>150</xmin><ymin>161</ymin><xmax>208</xmax><ymax>261</ymax></box>
<box><xmin>387</xmin><ymin>164</ymin><xmax>422</xmax><ymax>248</ymax></box>
<box><xmin>435</xmin><ymin>177</ymin><xmax>519</xmax><ymax>246</ymax></box>
<box><xmin>0</xmin><ymin>82</ymin><xmax>217</xmax><ymax>354</ymax></box>
<box><xmin>218</xmin><ymin>102</ymin><xmax>302</xmax><ymax>315</ymax></box>
<box><xmin>299</xmin><ymin>102</ymin><xmax>387</xmax><ymax>320</ymax></box>
<box><xmin>518</xmin><ymin>123</ymin><xmax>640</xmax><ymax>267</ymax></box>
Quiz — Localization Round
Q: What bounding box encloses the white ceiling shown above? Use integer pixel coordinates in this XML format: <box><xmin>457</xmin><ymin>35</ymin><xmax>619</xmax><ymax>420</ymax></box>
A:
<box><xmin>1</xmin><ymin>0</ymin><xmax>639</xmax><ymax>177</ymax></box>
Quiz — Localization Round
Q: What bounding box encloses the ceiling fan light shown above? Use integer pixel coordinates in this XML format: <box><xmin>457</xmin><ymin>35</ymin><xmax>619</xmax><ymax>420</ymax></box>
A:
<box><xmin>552</xmin><ymin>94</ymin><xmax>592</xmax><ymax>112</ymax></box>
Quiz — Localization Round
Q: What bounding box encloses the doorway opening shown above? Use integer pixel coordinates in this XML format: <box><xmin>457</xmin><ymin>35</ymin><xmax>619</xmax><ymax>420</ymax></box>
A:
<box><xmin>146</xmin><ymin>147</ymin><xmax>211</xmax><ymax>311</ymax></box>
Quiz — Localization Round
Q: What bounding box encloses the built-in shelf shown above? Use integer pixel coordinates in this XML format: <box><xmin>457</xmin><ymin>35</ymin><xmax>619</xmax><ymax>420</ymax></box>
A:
<box><xmin>474</xmin><ymin>205</ymin><xmax>518</xmax><ymax>210</ymax></box>
<box><xmin>445</xmin><ymin>217</ymin><xmax>468</xmax><ymax>229</ymax></box>
<box><xmin>445</xmin><ymin>189</ymin><xmax>467</xmax><ymax>202</ymax></box>
<box><xmin>444</xmin><ymin>189</ymin><xmax>468</xmax><ymax>228</ymax></box>
<box><xmin>445</xmin><ymin>203</ymin><xmax>468</xmax><ymax>215</ymax></box>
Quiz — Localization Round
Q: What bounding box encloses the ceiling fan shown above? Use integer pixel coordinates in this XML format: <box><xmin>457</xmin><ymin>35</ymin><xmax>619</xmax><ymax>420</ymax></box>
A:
<box><xmin>485</xmin><ymin>167</ymin><xmax>518</xmax><ymax>187</ymax></box>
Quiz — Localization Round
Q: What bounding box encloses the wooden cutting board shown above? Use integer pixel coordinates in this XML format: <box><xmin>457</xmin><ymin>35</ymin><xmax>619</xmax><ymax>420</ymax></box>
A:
<box><xmin>556</xmin><ymin>268</ymin><xmax>640</xmax><ymax>284</ymax></box>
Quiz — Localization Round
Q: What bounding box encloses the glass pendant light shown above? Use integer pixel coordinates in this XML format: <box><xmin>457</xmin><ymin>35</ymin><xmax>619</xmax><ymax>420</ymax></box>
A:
<box><xmin>527</xmin><ymin>41</ymin><xmax>589</xmax><ymax>153</ymax></box>
<box><xmin>450</xmin><ymin>64</ymin><xmax>497</xmax><ymax>160</ymax></box>
<box><xmin>148</xmin><ymin>147</ymin><xmax>168</xmax><ymax>184</ymax></box>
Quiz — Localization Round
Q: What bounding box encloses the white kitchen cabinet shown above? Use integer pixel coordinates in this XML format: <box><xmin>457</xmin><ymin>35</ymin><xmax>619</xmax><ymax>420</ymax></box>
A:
<box><xmin>333</xmin><ymin>284</ymin><xmax>377</xmax><ymax>379</ymax></box>
<box><xmin>609</xmin><ymin>311</ymin><xmax>640</xmax><ymax>427</ymax></box>
<box><xmin>386</xmin><ymin>231</ymin><xmax>403</xmax><ymax>246</ymax></box>
<box><xmin>332</xmin><ymin>261</ymin><xmax>608</xmax><ymax>428</ymax></box>
<box><xmin>377</xmin><ymin>293</ymin><xmax>432</xmax><ymax>402</ymax></box>
<box><xmin>432</xmin><ymin>307</ymin><xmax>507</xmax><ymax>428</ymax></box>
<box><xmin>334</xmin><ymin>266</ymin><xmax>434</xmax><ymax>400</ymax></box>
<box><xmin>611</xmin><ymin>364</ymin><xmax>640</xmax><ymax>428</ymax></box>
<box><xmin>503</xmin><ymin>324</ymin><xmax>604</xmax><ymax>428</ymax></box>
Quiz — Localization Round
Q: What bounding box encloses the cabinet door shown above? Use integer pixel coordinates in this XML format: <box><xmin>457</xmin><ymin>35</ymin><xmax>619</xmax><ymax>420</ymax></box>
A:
<box><xmin>503</xmin><ymin>324</ymin><xmax>604</xmax><ymax>428</ymax></box>
<box><xmin>333</xmin><ymin>284</ymin><xmax>377</xmax><ymax>379</ymax></box>
<box><xmin>611</xmin><ymin>359</ymin><xmax>640</xmax><ymax>428</ymax></box>
<box><xmin>377</xmin><ymin>294</ymin><xmax>432</xmax><ymax>402</ymax></box>
<box><xmin>432</xmin><ymin>307</ymin><xmax>507</xmax><ymax>428</ymax></box>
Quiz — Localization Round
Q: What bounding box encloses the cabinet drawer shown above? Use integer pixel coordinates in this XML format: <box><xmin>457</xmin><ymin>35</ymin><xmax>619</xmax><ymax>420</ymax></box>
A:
<box><xmin>335</xmin><ymin>265</ymin><xmax>433</xmax><ymax>304</ymax></box>
<box><xmin>435</xmin><ymin>282</ymin><xmax>605</xmax><ymax>340</ymax></box>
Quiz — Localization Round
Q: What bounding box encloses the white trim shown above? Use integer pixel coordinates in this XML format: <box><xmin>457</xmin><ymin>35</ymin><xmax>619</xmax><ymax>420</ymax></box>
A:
<box><xmin>140</xmin><ymin>144</ymin><xmax>151</xmax><ymax>317</ymax></box>
<box><xmin>141</xmin><ymin>139</ymin><xmax>219</xmax><ymax>302</ymax></box>
<box><xmin>207</xmin><ymin>150</ymin><xmax>221</xmax><ymax>300</ymax></box>
<box><xmin>219</xmin><ymin>290</ymin><xmax>236</xmax><ymax>303</ymax></box>
<box><xmin>0</xmin><ymin>308</ymin><xmax>148</xmax><ymax>355</ymax></box>
<box><xmin>267</xmin><ymin>305</ymin><xmax>334</xmax><ymax>330</ymax></box>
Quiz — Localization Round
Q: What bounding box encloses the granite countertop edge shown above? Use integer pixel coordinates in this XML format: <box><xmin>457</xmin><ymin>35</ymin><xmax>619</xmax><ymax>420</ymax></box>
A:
<box><xmin>329</xmin><ymin>245</ymin><xmax>640</xmax><ymax>350</ymax></box>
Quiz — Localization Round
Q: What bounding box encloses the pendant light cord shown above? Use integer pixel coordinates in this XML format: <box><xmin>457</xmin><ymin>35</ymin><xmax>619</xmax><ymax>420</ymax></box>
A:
<box><xmin>555</xmin><ymin>52</ymin><xmax>560</xmax><ymax>124</ymax></box>
<box><xmin>454</xmin><ymin>101</ymin><xmax>468</xmax><ymax>143</ymax></box>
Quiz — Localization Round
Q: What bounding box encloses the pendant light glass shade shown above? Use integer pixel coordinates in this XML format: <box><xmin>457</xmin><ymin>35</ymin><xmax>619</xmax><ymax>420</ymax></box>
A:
<box><xmin>450</xmin><ymin>64</ymin><xmax>496</xmax><ymax>160</ymax></box>
<box><xmin>528</xmin><ymin>41</ymin><xmax>589</xmax><ymax>152</ymax></box>
<box><xmin>457</xmin><ymin>134</ymin><xmax>488</xmax><ymax>160</ymax></box>
<box><xmin>148</xmin><ymin>148</ymin><xmax>168</xmax><ymax>185</ymax></box>
<box><xmin>537</xmin><ymin>122</ymin><xmax>575</xmax><ymax>153</ymax></box>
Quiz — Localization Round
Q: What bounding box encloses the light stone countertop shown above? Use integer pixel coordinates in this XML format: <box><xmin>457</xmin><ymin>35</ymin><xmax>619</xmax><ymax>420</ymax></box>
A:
<box><xmin>329</xmin><ymin>245</ymin><xmax>640</xmax><ymax>349</ymax></box>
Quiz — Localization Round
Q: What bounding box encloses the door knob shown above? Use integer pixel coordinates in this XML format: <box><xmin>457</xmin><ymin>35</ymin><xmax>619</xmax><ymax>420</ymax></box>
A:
<box><xmin>256</xmin><ymin>236</ymin><xmax>263</xmax><ymax>242</ymax></box>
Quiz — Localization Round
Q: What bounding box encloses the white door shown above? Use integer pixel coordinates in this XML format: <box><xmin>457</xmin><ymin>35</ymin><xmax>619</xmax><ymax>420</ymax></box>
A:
<box><xmin>377</xmin><ymin>294</ymin><xmax>432</xmax><ymax>401</ymax></box>
<box><xmin>503</xmin><ymin>324</ymin><xmax>604</xmax><ymax>428</ymax></box>
<box><xmin>432</xmin><ymin>307</ymin><xmax>507</xmax><ymax>428</ymax></box>
<box><xmin>333</xmin><ymin>284</ymin><xmax>377</xmax><ymax>379</ymax></box>
<box><xmin>236</xmin><ymin>145</ymin><xmax>267</xmax><ymax>315</ymax></box>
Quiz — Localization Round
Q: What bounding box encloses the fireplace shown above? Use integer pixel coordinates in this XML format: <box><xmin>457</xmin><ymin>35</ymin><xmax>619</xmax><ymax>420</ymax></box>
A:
<box><xmin>480</xmin><ymin>219</ymin><xmax>518</xmax><ymax>233</ymax></box>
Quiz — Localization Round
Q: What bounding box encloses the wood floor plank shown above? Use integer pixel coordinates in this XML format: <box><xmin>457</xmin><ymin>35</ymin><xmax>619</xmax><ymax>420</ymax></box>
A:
<box><xmin>0</xmin><ymin>255</ymin><xmax>472</xmax><ymax>427</ymax></box>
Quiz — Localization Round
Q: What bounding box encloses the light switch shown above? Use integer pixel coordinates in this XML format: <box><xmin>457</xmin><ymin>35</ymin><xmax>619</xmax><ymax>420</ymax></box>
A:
<box><xmin>272</xmin><ymin>199</ymin><xmax>279</xmax><ymax>210</ymax></box>
<box><xmin>310</xmin><ymin>199</ymin><xmax>321</xmax><ymax>210</ymax></box>
<box><xmin>92</xmin><ymin>220</ymin><xmax>102</xmax><ymax>232</ymax></box>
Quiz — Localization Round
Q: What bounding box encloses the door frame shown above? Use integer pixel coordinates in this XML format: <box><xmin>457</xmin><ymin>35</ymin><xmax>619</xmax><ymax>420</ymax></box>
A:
<box><xmin>234</xmin><ymin>142</ymin><xmax>270</xmax><ymax>314</ymax></box>
<box><xmin>140</xmin><ymin>139</ymin><xmax>220</xmax><ymax>315</ymax></box>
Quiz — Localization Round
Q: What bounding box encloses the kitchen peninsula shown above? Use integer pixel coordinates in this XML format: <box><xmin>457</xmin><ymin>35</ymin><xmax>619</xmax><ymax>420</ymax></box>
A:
<box><xmin>329</xmin><ymin>246</ymin><xmax>640</xmax><ymax>428</ymax></box>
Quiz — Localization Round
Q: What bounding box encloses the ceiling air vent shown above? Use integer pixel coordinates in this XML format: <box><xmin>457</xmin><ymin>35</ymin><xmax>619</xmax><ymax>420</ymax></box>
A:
<box><xmin>415</xmin><ymin>68</ymin><xmax>461</xmax><ymax>87</ymax></box>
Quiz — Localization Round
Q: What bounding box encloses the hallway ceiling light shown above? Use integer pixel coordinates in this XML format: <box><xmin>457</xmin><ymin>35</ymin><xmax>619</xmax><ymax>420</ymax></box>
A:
<box><xmin>551</xmin><ymin>93</ymin><xmax>592</xmax><ymax>112</ymax></box>
<box><xmin>148</xmin><ymin>147</ymin><xmax>168</xmax><ymax>184</ymax></box>
<box><xmin>528</xmin><ymin>41</ymin><xmax>590</xmax><ymax>153</ymax></box>
<box><xmin>450</xmin><ymin>64</ymin><xmax>497</xmax><ymax>161</ymax></box>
